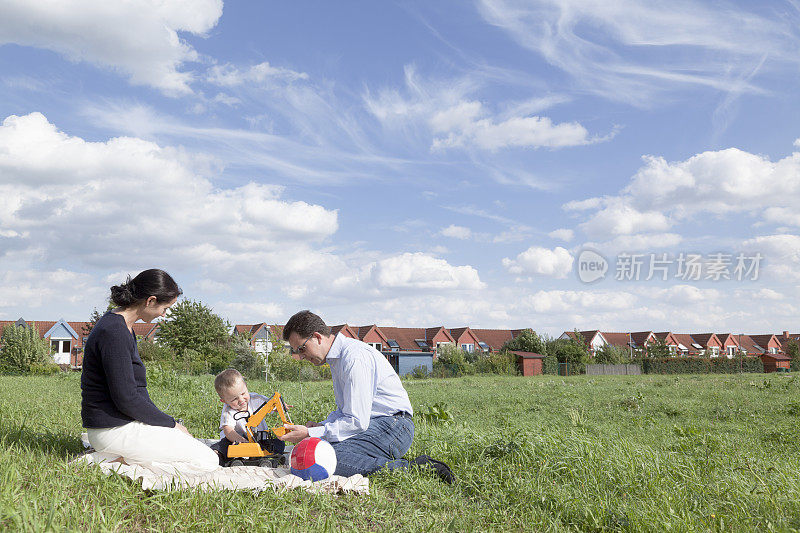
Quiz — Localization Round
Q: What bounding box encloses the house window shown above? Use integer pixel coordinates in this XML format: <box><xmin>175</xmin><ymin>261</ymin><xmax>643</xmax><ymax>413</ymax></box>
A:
<box><xmin>415</xmin><ymin>339</ymin><xmax>429</xmax><ymax>350</ymax></box>
<box><xmin>770</xmin><ymin>347</ymin><xmax>777</xmax><ymax>354</ymax></box>
<box><xmin>62</xmin><ymin>341</ymin><xmax>71</xmax><ymax>353</ymax></box>
<box><xmin>368</xmin><ymin>342</ymin><xmax>382</xmax><ymax>351</ymax></box>
<box><xmin>727</xmin><ymin>346</ymin><xmax>735</xmax><ymax>356</ymax></box>
<box><xmin>387</xmin><ymin>339</ymin><xmax>400</xmax><ymax>351</ymax></box>
<box><xmin>436</xmin><ymin>342</ymin><xmax>452</xmax><ymax>351</ymax></box>
<box><xmin>461</xmin><ymin>343</ymin><xmax>474</xmax><ymax>353</ymax></box>
<box><xmin>51</xmin><ymin>340</ymin><xmax>59</xmax><ymax>353</ymax></box>
<box><xmin>478</xmin><ymin>342</ymin><xmax>490</xmax><ymax>352</ymax></box>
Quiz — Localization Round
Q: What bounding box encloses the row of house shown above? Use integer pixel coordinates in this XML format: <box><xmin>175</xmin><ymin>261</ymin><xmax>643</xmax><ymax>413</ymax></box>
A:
<box><xmin>233</xmin><ymin>322</ymin><xmax>524</xmax><ymax>357</ymax></box>
<box><xmin>0</xmin><ymin>318</ymin><xmax>159</xmax><ymax>368</ymax></box>
<box><xmin>4</xmin><ymin>316</ymin><xmax>797</xmax><ymax>373</ymax></box>
<box><xmin>561</xmin><ymin>330</ymin><xmax>798</xmax><ymax>369</ymax></box>
<box><xmin>1</xmin><ymin>317</ymin><xmax>528</xmax><ymax>370</ymax></box>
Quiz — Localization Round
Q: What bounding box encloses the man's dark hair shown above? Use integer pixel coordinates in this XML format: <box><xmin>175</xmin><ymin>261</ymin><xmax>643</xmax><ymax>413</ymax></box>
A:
<box><xmin>283</xmin><ymin>310</ymin><xmax>330</xmax><ymax>340</ymax></box>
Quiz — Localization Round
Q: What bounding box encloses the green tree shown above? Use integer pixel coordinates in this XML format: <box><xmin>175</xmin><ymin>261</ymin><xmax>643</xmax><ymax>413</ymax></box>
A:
<box><xmin>156</xmin><ymin>299</ymin><xmax>234</xmax><ymax>373</ymax></box>
<box><xmin>786</xmin><ymin>339</ymin><xmax>800</xmax><ymax>372</ymax></box>
<box><xmin>0</xmin><ymin>324</ymin><xmax>52</xmax><ymax>373</ymax></box>
<box><xmin>545</xmin><ymin>332</ymin><xmax>590</xmax><ymax>374</ymax></box>
<box><xmin>646</xmin><ymin>338</ymin><xmax>671</xmax><ymax>359</ymax></box>
<box><xmin>594</xmin><ymin>344</ymin><xmax>629</xmax><ymax>364</ymax></box>
<box><xmin>502</xmin><ymin>329</ymin><xmax>546</xmax><ymax>354</ymax></box>
<box><xmin>82</xmin><ymin>303</ymin><xmax>114</xmax><ymax>336</ymax></box>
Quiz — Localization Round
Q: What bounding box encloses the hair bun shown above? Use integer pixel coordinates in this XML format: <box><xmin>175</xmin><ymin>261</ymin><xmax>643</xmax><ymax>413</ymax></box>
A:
<box><xmin>110</xmin><ymin>276</ymin><xmax>137</xmax><ymax>307</ymax></box>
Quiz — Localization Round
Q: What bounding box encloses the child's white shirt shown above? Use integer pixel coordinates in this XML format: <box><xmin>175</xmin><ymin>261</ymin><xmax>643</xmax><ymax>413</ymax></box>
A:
<box><xmin>219</xmin><ymin>392</ymin><xmax>271</xmax><ymax>439</ymax></box>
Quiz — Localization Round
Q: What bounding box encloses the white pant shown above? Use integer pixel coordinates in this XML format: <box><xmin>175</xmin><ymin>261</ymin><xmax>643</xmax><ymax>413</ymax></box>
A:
<box><xmin>87</xmin><ymin>421</ymin><xmax>218</xmax><ymax>474</ymax></box>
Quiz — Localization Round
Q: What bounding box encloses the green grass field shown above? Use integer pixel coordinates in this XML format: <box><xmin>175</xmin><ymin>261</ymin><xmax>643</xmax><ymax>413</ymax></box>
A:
<box><xmin>1</xmin><ymin>371</ymin><xmax>799</xmax><ymax>532</ymax></box>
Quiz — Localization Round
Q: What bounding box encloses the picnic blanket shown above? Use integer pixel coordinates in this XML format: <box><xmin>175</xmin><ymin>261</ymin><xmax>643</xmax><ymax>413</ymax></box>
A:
<box><xmin>73</xmin><ymin>435</ymin><xmax>369</xmax><ymax>495</ymax></box>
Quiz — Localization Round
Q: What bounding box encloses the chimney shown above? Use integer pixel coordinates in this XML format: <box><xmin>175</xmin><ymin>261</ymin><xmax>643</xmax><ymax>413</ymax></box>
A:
<box><xmin>784</xmin><ymin>331</ymin><xmax>789</xmax><ymax>338</ymax></box>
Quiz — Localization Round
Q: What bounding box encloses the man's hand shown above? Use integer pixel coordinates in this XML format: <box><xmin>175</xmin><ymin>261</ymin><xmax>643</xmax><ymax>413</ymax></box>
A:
<box><xmin>175</xmin><ymin>422</ymin><xmax>191</xmax><ymax>436</ymax></box>
<box><xmin>279</xmin><ymin>424</ymin><xmax>310</xmax><ymax>443</ymax></box>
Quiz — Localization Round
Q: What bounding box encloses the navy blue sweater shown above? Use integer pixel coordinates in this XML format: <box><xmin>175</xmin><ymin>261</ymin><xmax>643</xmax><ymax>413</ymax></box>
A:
<box><xmin>80</xmin><ymin>312</ymin><xmax>175</xmax><ymax>429</ymax></box>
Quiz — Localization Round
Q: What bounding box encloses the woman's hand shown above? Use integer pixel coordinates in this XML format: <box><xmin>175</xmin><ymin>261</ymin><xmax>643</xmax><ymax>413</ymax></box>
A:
<box><xmin>175</xmin><ymin>422</ymin><xmax>192</xmax><ymax>436</ymax></box>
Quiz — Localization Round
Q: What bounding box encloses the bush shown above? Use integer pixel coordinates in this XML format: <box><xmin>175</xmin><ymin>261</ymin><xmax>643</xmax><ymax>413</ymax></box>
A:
<box><xmin>476</xmin><ymin>351</ymin><xmax>517</xmax><ymax>375</ymax></box>
<box><xmin>232</xmin><ymin>343</ymin><xmax>264</xmax><ymax>380</ymax></box>
<box><xmin>434</xmin><ymin>344</ymin><xmax>475</xmax><ymax>377</ymax></box>
<box><xmin>0</xmin><ymin>324</ymin><xmax>52</xmax><ymax>373</ymax></box>
<box><xmin>28</xmin><ymin>363</ymin><xmax>61</xmax><ymax>375</ymax></box>
<box><xmin>502</xmin><ymin>329</ymin><xmax>546</xmax><ymax>354</ymax></box>
<box><xmin>642</xmin><ymin>356</ymin><xmax>763</xmax><ymax>374</ymax></box>
<box><xmin>542</xmin><ymin>354</ymin><xmax>559</xmax><ymax>375</ymax></box>
<box><xmin>546</xmin><ymin>334</ymin><xmax>591</xmax><ymax>374</ymax></box>
<box><xmin>594</xmin><ymin>344</ymin><xmax>629</xmax><ymax>364</ymax></box>
<box><xmin>267</xmin><ymin>350</ymin><xmax>331</xmax><ymax>381</ymax></box>
<box><xmin>137</xmin><ymin>339</ymin><xmax>175</xmax><ymax>363</ymax></box>
<box><xmin>409</xmin><ymin>364</ymin><xmax>429</xmax><ymax>379</ymax></box>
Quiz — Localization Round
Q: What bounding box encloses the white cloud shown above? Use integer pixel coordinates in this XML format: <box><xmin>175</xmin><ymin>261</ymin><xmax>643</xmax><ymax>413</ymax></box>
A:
<box><xmin>502</xmin><ymin>246</ymin><xmax>573</xmax><ymax>279</ymax></box>
<box><xmin>0</xmin><ymin>269</ymin><xmax>103</xmax><ymax>310</ymax></box>
<box><xmin>365</xmin><ymin>65</ymin><xmax>607</xmax><ymax>152</ymax></box>
<box><xmin>476</xmin><ymin>0</ymin><xmax>798</xmax><ymax>105</ymax></box>
<box><xmin>754</xmin><ymin>288</ymin><xmax>784</xmax><ymax>301</ymax></box>
<box><xmin>526</xmin><ymin>289</ymin><xmax>637</xmax><ymax>314</ymax></box>
<box><xmin>590</xmin><ymin>233</ymin><xmax>683</xmax><ymax>252</ymax></box>
<box><xmin>580</xmin><ymin>200</ymin><xmax>671</xmax><ymax>238</ymax></box>
<box><xmin>650</xmin><ymin>285</ymin><xmax>719</xmax><ymax>304</ymax></box>
<box><xmin>216</xmin><ymin>301</ymin><xmax>284</xmax><ymax>323</ymax></box>
<box><xmin>429</xmin><ymin>100</ymin><xmax>604</xmax><ymax>151</ymax></box>
<box><xmin>548</xmin><ymin>228</ymin><xmax>574</xmax><ymax>242</ymax></box>
<box><xmin>370</xmin><ymin>253</ymin><xmax>485</xmax><ymax>290</ymax></box>
<box><xmin>0</xmin><ymin>0</ymin><xmax>223</xmax><ymax>94</ymax></box>
<box><xmin>0</xmin><ymin>112</ymin><xmax>339</xmax><ymax>280</ymax></box>
<box><xmin>569</xmin><ymin>142</ymin><xmax>800</xmax><ymax>242</ymax></box>
<box><xmin>206</xmin><ymin>62</ymin><xmax>309</xmax><ymax>87</ymax></box>
<box><xmin>440</xmin><ymin>224</ymin><xmax>472</xmax><ymax>240</ymax></box>
<box><xmin>742</xmin><ymin>234</ymin><xmax>800</xmax><ymax>282</ymax></box>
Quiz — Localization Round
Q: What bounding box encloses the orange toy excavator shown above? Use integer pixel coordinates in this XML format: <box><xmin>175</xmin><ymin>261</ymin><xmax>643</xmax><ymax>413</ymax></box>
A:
<box><xmin>226</xmin><ymin>392</ymin><xmax>293</xmax><ymax>467</ymax></box>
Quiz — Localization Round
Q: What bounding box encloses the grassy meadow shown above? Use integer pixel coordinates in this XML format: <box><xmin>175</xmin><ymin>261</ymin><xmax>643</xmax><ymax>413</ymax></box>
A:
<box><xmin>1</xmin><ymin>370</ymin><xmax>799</xmax><ymax>532</ymax></box>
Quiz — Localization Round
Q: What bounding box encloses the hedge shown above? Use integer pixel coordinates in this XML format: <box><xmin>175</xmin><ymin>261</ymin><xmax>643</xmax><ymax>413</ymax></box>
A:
<box><xmin>641</xmin><ymin>356</ymin><xmax>763</xmax><ymax>374</ymax></box>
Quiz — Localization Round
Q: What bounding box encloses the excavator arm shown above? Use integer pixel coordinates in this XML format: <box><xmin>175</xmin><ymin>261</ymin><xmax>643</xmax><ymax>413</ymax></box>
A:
<box><xmin>243</xmin><ymin>392</ymin><xmax>293</xmax><ymax>440</ymax></box>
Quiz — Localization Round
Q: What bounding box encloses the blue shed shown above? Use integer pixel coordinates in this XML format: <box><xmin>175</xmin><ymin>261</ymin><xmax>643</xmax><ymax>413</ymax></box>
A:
<box><xmin>382</xmin><ymin>351</ymin><xmax>433</xmax><ymax>377</ymax></box>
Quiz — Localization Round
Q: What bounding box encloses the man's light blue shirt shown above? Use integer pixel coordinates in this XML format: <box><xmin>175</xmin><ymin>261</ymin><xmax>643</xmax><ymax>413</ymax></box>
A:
<box><xmin>307</xmin><ymin>334</ymin><xmax>413</xmax><ymax>442</ymax></box>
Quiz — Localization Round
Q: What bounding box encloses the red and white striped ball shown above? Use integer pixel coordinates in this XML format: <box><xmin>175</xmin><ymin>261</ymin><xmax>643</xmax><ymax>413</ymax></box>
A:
<box><xmin>290</xmin><ymin>437</ymin><xmax>337</xmax><ymax>481</ymax></box>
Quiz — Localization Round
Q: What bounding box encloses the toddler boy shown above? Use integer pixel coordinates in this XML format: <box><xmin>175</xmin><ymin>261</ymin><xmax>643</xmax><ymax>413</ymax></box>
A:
<box><xmin>210</xmin><ymin>368</ymin><xmax>284</xmax><ymax>465</ymax></box>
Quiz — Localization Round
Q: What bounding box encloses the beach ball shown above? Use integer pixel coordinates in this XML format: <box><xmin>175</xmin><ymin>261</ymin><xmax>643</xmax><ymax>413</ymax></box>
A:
<box><xmin>290</xmin><ymin>437</ymin><xmax>337</xmax><ymax>481</ymax></box>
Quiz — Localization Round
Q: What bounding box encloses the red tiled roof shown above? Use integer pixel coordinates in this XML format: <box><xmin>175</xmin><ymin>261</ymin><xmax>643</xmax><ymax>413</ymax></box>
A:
<box><xmin>761</xmin><ymin>353</ymin><xmax>791</xmax><ymax>361</ymax></box>
<box><xmin>630</xmin><ymin>331</ymin><xmax>655</xmax><ymax>346</ymax></box>
<box><xmin>471</xmin><ymin>329</ymin><xmax>516</xmax><ymax>351</ymax></box>
<box><xmin>715</xmin><ymin>333</ymin><xmax>739</xmax><ymax>346</ymax></box>
<box><xmin>331</xmin><ymin>324</ymin><xmax>358</xmax><ymax>338</ymax></box>
<box><xmin>425</xmin><ymin>327</ymin><xmax>454</xmax><ymax>344</ymax></box>
<box><xmin>690</xmin><ymin>333</ymin><xmax>720</xmax><ymax>348</ymax></box>
<box><xmin>600</xmin><ymin>332</ymin><xmax>630</xmax><ymax>348</ymax></box>
<box><xmin>355</xmin><ymin>325</ymin><xmax>389</xmax><ymax>344</ymax></box>
<box><xmin>509</xmin><ymin>351</ymin><xmax>545</xmax><ymax>359</ymax></box>
<box><xmin>750</xmin><ymin>334</ymin><xmax>779</xmax><ymax>350</ymax></box>
<box><xmin>376</xmin><ymin>327</ymin><xmax>428</xmax><ymax>351</ymax></box>
<box><xmin>737</xmin><ymin>335</ymin><xmax>764</xmax><ymax>354</ymax></box>
<box><xmin>671</xmin><ymin>334</ymin><xmax>701</xmax><ymax>353</ymax></box>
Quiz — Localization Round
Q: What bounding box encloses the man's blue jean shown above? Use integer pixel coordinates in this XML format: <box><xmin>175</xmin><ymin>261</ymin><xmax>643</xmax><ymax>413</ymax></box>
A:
<box><xmin>329</xmin><ymin>413</ymin><xmax>414</xmax><ymax>477</ymax></box>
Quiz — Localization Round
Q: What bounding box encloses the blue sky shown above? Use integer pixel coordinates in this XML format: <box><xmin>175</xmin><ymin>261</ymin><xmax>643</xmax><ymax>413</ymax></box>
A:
<box><xmin>1</xmin><ymin>0</ymin><xmax>799</xmax><ymax>335</ymax></box>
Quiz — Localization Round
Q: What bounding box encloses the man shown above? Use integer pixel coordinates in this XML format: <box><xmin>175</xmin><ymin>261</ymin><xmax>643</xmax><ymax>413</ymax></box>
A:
<box><xmin>279</xmin><ymin>310</ymin><xmax>454</xmax><ymax>483</ymax></box>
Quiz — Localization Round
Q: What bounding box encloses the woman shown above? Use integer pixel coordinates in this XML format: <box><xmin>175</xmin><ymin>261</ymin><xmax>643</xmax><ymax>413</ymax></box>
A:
<box><xmin>80</xmin><ymin>269</ymin><xmax>218</xmax><ymax>473</ymax></box>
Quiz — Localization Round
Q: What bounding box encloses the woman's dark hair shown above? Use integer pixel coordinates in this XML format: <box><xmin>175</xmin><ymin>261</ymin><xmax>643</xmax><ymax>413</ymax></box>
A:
<box><xmin>110</xmin><ymin>269</ymin><xmax>183</xmax><ymax>308</ymax></box>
